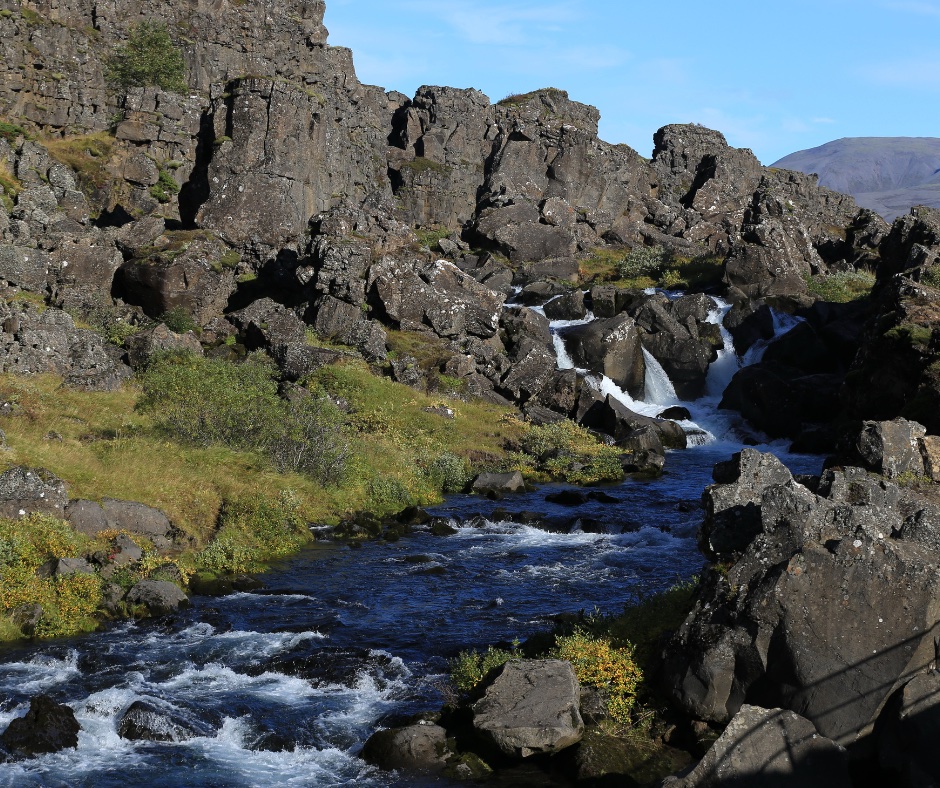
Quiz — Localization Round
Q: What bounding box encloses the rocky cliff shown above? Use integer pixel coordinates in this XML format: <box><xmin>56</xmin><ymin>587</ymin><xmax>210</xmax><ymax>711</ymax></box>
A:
<box><xmin>0</xmin><ymin>0</ymin><xmax>912</xmax><ymax>450</ymax></box>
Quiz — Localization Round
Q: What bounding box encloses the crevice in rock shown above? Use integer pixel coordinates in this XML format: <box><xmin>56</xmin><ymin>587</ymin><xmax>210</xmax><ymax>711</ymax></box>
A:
<box><xmin>681</xmin><ymin>154</ymin><xmax>717</xmax><ymax>209</ymax></box>
<box><xmin>178</xmin><ymin>104</ymin><xmax>219</xmax><ymax>229</ymax></box>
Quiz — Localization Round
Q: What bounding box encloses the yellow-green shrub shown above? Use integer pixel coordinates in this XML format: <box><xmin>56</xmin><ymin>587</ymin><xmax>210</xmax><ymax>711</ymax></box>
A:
<box><xmin>551</xmin><ymin>629</ymin><xmax>642</xmax><ymax>724</ymax></box>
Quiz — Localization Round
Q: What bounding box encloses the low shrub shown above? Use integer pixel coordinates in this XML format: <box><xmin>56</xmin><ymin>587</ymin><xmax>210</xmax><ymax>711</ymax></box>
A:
<box><xmin>805</xmin><ymin>269</ymin><xmax>876</xmax><ymax>303</ymax></box>
<box><xmin>420</xmin><ymin>450</ymin><xmax>470</xmax><ymax>493</ymax></box>
<box><xmin>139</xmin><ymin>352</ymin><xmax>351</xmax><ymax>485</ymax></box>
<box><xmin>450</xmin><ymin>643</ymin><xmax>520</xmax><ymax>693</ymax></box>
<box><xmin>551</xmin><ymin>630</ymin><xmax>642</xmax><ymax>724</ymax></box>
<box><xmin>197</xmin><ymin>490</ymin><xmax>308</xmax><ymax>574</ymax></box>
<box><xmin>618</xmin><ymin>245</ymin><xmax>669</xmax><ymax>280</ymax></box>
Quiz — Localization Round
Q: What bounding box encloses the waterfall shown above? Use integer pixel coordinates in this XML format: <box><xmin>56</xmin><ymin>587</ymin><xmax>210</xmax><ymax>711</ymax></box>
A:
<box><xmin>542</xmin><ymin>293</ymin><xmax>808</xmax><ymax>452</ymax></box>
<box><xmin>704</xmin><ymin>298</ymin><xmax>739</xmax><ymax>399</ymax></box>
<box><xmin>642</xmin><ymin>349</ymin><xmax>678</xmax><ymax>406</ymax></box>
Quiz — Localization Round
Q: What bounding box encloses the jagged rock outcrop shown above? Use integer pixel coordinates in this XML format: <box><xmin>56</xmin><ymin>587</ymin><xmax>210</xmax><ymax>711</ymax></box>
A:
<box><xmin>663</xmin><ymin>441</ymin><xmax>940</xmax><ymax>748</ymax></box>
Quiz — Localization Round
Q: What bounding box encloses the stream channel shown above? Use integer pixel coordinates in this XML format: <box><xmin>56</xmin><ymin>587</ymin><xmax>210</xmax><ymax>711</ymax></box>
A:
<box><xmin>0</xmin><ymin>294</ymin><xmax>822</xmax><ymax>787</ymax></box>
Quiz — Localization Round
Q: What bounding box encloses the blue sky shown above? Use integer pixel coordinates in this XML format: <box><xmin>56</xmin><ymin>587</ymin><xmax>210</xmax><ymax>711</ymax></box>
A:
<box><xmin>324</xmin><ymin>0</ymin><xmax>940</xmax><ymax>164</ymax></box>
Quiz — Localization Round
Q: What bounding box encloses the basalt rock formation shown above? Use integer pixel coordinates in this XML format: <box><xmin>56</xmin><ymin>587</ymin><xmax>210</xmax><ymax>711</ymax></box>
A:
<box><xmin>662</xmin><ymin>426</ymin><xmax>940</xmax><ymax>782</ymax></box>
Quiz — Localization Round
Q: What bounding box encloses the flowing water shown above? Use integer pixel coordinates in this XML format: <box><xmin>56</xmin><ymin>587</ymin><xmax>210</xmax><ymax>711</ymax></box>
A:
<box><xmin>0</xmin><ymin>294</ymin><xmax>820</xmax><ymax>787</ymax></box>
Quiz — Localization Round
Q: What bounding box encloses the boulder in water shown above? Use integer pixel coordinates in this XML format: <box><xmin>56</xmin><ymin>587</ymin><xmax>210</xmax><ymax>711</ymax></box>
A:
<box><xmin>361</xmin><ymin>722</ymin><xmax>451</xmax><ymax>773</ymax></box>
<box><xmin>118</xmin><ymin>701</ymin><xmax>198</xmax><ymax>743</ymax></box>
<box><xmin>471</xmin><ymin>471</ymin><xmax>525</xmax><ymax>497</ymax></box>
<box><xmin>0</xmin><ymin>695</ymin><xmax>80</xmax><ymax>759</ymax></box>
<box><xmin>126</xmin><ymin>580</ymin><xmax>189</xmax><ymax>617</ymax></box>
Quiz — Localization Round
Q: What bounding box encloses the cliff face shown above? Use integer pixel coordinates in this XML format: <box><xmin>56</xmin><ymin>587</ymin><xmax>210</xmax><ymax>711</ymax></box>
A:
<box><xmin>0</xmin><ymin>0</ymin><xmax>874</xmax><ymax>269</ymax></box>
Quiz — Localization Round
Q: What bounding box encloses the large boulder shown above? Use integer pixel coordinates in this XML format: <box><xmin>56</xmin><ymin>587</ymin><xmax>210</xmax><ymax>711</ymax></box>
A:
<box><xmin>855</xmin><ymin>418</ymin><xmax>926</xmax><ymax>479</ymax></box>
<box><xmin>876</xmin><ymin>672</ymin><xmax>940</xmax><ymax>787</ymax></box>
<box><xmin>124</xmin><ymin>323</ymin><xmax>203</xmax><ymax>370</ymax></box>
<box><xmin>0</xmin><ymin>695</ymin><xmax>80</xmax><ymax>759</ymax></box>
<box><xmin>471</xmin><ymin>659</ymin><xmax>584</xmax><ymax>758</ymax></box>
<box><xmin>65</xmin><ymin>499</ymin><xmax>174</xmax><ymax>550</ymax></box>
<box><xmin>125</xmin><ymin>580</ymin><xmax>189</xmax><ymax>617</ymax></box>
<box><xmin>664</xmin><ymin>705</ymin><xmax>851</xmax><ymax>788</ymax></box>
<box><xmin>117</xmin><ymin>700</ymin><xmax>199</xmax><ymax>743</ymax></box>
<box><xmin>579</xmin><ymin>392</ymin><xmax>687</xmax><ymax>449</ymax></box>
<box><xmin>562</xmin><ymin>314</ymin><xmax>646</xmax><ymax>398</ymax></box>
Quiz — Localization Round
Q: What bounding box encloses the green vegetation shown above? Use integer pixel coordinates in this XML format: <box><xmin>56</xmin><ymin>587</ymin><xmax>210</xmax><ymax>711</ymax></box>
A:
<box><xmin>922</xmin><ymin>265</ymin><xmax>940</xmax><ymax>290</ymax></box>
<box><xmin>138</xmin><ymin>352</ymin><xmax>350</xmax><ymax>485</ymax></box>
<box><xmin>149</xmin><ymin>167</ymin><xmax>180</xmax><ymax>203</ymax></box>
<box><xmin>0</xmin><ymin>120</ymin><xmax>29</xmax><ymax>145</ymax></box>
<box><xmin>551</xmin><ymin>630</ymin><xmax>642</xmax><ymax>724</ymax></box>
<box><xmin>579</xmin><ymin>245</ymin><xmax>724</xmax><ymax>291</ymax></box>
<box><xmin>451</xmin><ymin>643</ymin><xmax>521</xmax><ymax>693</ymax></box>
<box><xmin>805</xmin><ymin>269</ymin><xmax>876</xmax><ymax>303</ymax></box>
<box><xmin>403</xmin><ymin>157</ymin><xmax>450</xmax><ymax>175</ymax></box>
<box><xmin>0</xmin><ymin>160</ymin><xmax>21</xmax><ymax>212</ymax></box>
<box><xmin>0</xmin><ymin>512</ymin><xmax>179</xmax><ymax>638</ymax></box>
<box><xmin>497</xmin><ymin>87</ymin><xmax>567</xmax><ymax>107</ymax></box>
<box><xmin>43</xmin><ymin>132</ymin><xmax>114</xmax><ymax>196</ymax></box>
<box><xmin>415</xmin><ymin>226</ymin><xmax>451</xmax><ymax>251</ymax></box>
<box><xmin>105</xmin><ymin>21</ymin><xmax>187</xmax><ymax>93</ymax></box>
<box><xmin>196</xmin><ymin>491</ymin><xmax>308</xmax><ymax>574</ymax></box>
<box><xmin>884</xmin><ymin>322</ymin><xmax>933</xmax><ymax>348</ymax></box>
<box><xmin>450</xmin><ymin>580</ymin><xmax>696</xmax><ymax>727</ymax></box>
<box><xmin>450</xmin><ymin>630</ymin><xmax>642</xmax><ymax>724</ymax></box>
<box><xmin>504</xmin><ymin>419</ymin><xmax>624</xmax><ymax>485</ymax></box>
<box><xmin>157</xmin><ymin>306</ymin><xmax>197</xmax><ymax>334</ymax></box>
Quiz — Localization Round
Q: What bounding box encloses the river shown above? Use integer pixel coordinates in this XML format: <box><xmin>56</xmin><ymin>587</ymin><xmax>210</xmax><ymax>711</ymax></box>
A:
<box><xmin>0</xmin><ymin>295</ymin><xmax>822</xmax><ymax>787</ymax></box>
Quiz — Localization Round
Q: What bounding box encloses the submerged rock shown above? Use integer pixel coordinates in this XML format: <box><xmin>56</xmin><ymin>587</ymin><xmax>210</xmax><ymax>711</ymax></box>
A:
<box><xmin>117</xmin><ymin>701</ymin><xmax>199</xmax><ymax>743</ymax></box>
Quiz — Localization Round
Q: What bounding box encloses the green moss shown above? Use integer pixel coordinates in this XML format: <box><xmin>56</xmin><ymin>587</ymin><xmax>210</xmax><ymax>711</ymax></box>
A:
<box><xmin>0</xmin><ymin>120</ymin><xmax>29</xmax><ymax>145</ymax></box>
<box><xmin>884</xmin><ymin>322</ymin><xmax>933</xmax><ymax>348</ymax></box>
<box><xmin>149</xmin><ymin>167</ymin><xmax>181</xmax><ymax>203</ymax></box>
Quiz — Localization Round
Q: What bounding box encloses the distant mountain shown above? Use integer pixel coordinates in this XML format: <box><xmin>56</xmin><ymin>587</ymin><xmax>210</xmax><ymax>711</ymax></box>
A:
<box><xmin>772</xmin><ymin>137</ymin><xmax>940</xmax><ymax>221</ymax></box>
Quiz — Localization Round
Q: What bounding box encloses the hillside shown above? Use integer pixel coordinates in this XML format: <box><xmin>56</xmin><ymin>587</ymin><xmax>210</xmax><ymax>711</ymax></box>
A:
<box><xmin>773</xmin><ymin>136</ymin><xmax>940</xmax><ymax>220</ymax></box>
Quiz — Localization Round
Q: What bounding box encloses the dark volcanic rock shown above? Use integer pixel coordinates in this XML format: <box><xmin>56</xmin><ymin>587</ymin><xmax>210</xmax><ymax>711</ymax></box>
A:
<box><xmin>0</xmin><ymin>466</ymin><xmax>68</xmax><ymax>519</ymax></box>
<box><xmin>562</xmin><ymin>315</ymin><xmax>645</xmax><ymax>398</ymax></box>
<box><xmin>117</xmin><ymin>701</ymin><xmax>199</xmax><ymax>743</ymax></box>
<box><xmin>664</xmin><ymin>450</ymin><xmax>940</xmax><ymax>749</ymax></box>
<box><xmin>0</xmin><ymin>695</ymin><xmax>79</xmax><ymax>759</ymax></box>
<box><xmin>125</xmin><ymin>580</ymin><xmax>189</xmax><ymax>617</ymax></box>
<box><xmin>665</xmin><ymin>704</ymin><xmax>851</xmax><ymax>788</ymax></box>
<box><xmin>361</xmin><ymin>722</ymin><xmax>451</xmax><ymax>773</ymax></box>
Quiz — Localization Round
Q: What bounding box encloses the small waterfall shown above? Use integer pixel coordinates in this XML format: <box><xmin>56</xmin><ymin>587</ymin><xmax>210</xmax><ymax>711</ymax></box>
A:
<box><xmin>704</xmin><ymin>298</ymin><xmax>739</xmax><ymax>399</ymax></box>
<box><xmin>741</xmin><ymin>310</ymin><xmax>804</xmax><ymax>366</ymax></box>
<box><xmin>642</xmin><ymin>348</ymin><xmax>678</xmax><ymax>406</ymax></box>
<box><xmin>546</xmin><ymin>310</ymin><xmax>595</xmax><ymax>374</ymax></box>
